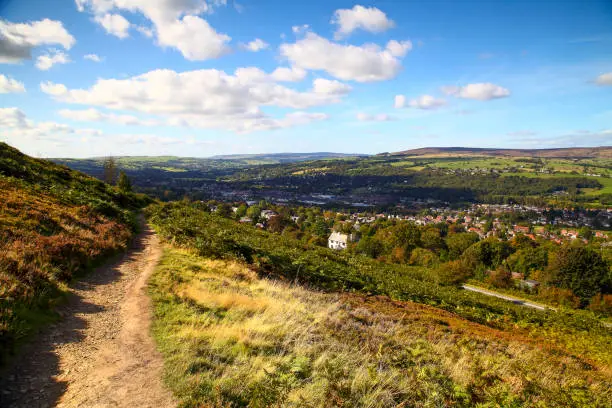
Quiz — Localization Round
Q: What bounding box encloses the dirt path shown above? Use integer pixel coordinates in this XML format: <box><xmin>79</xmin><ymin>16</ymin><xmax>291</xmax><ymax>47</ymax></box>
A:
<box><xmin>0</xmin><ymin>224</ymin><xmax>176</xmax><ymax>408</ymax></box>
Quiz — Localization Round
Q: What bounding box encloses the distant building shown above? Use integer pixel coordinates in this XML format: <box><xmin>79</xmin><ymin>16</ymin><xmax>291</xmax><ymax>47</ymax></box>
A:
<box><xmin>260</xmin><ymin>210</ymin><xmax>278</xmax><ymax>220</ymax></box>
<box><xmin>519</xmin><ymin>279</ymin><xmax>540</xmax><ymax>290</ymax></box>
<box><xmin>328</xmin><ymin>231</ymin><xmax>351</xmax><ymax>250</ymax></box>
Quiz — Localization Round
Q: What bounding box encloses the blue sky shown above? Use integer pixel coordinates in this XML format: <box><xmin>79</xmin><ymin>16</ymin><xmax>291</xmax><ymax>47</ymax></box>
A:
<box><xmin>0</xmin><ymin>0</ymin><xmax>611</xmax><ymax>157</ymax></box>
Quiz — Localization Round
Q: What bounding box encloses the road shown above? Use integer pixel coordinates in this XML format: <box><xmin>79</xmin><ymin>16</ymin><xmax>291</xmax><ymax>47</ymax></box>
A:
<box><xmin>462</xmin><ymin>284</ymin><xmax>552</xmax><ymax>311</ymax></box>
<box><xmin>0</xmin><ymin>223</ymin><xmax>176</xmax><ymax>408</ymax></box>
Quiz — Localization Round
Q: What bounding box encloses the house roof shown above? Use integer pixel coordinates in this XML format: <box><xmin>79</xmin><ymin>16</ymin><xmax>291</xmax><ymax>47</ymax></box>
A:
<box><xmin>328</xmin><ymin>231</ymin><xmax>349</xmax><ymax>243</ymax></box>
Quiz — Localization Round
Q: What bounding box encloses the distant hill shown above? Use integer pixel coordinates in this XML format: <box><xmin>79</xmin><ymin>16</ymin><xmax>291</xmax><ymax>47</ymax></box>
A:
<box><xmin>387</xmin><ymin>146</ymin><xmax>612</xmax><ymax>159</ymax></box>
<box><xmin>208</xmin><ymin>152</ymin><xmax>367</xmax><ymax>162</ymax></box>
<box><xmin>0</xmin><ymin>143</ymin><xmax>149</xmax><ymax>359</ymax></box>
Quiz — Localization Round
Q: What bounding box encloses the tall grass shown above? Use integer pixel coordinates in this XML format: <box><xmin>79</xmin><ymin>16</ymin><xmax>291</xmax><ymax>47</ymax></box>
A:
<box><xmin>146</xmin><ymin>202</ymin><xmax>612</xmax><ymax>368</ymax></box>
<box><xmin>150</xmin><ymin>248</ymin><xmax>611</xmax><ymax>407</ymax></box>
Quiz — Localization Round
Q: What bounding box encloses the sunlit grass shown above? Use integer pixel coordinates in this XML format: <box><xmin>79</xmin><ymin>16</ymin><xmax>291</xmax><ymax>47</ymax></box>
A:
<box><xmin>150</xmin><ymin>247</ymin><xmax>612</xmax><ymax>407</ymax></box>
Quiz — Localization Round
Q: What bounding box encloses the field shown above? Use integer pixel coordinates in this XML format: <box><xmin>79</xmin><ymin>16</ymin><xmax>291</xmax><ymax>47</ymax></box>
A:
<box><xmin>149</xmin><ymin>246</ymin><xmax>611</xmax><ymax>407</ymax></box>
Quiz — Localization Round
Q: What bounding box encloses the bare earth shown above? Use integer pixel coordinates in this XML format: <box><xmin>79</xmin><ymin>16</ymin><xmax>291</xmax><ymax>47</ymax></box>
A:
<box><xmin>0</xmin><ymin>224</ymin><xmax>176</xmax><ymax>408</ymax></box>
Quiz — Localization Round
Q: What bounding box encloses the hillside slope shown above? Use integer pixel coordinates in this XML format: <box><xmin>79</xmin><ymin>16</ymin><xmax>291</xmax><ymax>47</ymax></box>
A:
<box><xmin>0</xmin><ymin>143</ymin><xmax>150</xmax><ymax>361</ymax></box>
<box><xmin>389</xmin><ymin>146</ymin><xmax>612</xmax><ymax>158</ymax></box>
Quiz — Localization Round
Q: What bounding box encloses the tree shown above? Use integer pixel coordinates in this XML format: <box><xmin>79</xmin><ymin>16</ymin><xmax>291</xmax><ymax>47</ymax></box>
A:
<box><xmin>215</xmin><ymin>203</ymin><xmax>232</xmax><ymax>218</ymax></box>
<box><xmin>421</xmin><ymin>227</ymin><xmax>446</xmax><ymax>253</ymax></box>
<box><xmin>487</xmin><ymin>266</ymin><xmax>512</xmax><ymax>288</ymax></box>
<box><xmin>446</xmin><ymin>232</ymin><xmax>479</xmax><ymax>260</ymax></box>
<box><xmin>545</xmin><ymin>245</ymin><xmax>610</xmax><ymax>304</ymax></box>
<box><xmin>103</xmin><ymin>156</ymin><xmax>118</xmax><ymax>185</ymax></box>
<box><xmin>117</xmin><ymin>171</ymin><xmax>132</xmax><ymax>192</ymax></box>
<box><xmin>435</xmin><ymin>259</ymin><xmax>472</xmax><ymax>285</ymax></box>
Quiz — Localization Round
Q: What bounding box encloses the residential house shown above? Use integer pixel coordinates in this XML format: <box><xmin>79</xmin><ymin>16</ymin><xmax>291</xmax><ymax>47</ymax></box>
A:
<box><xmin>328</xmin><ymin>231</ymin><xmax>352</xmax><ymax>250</ymax></box>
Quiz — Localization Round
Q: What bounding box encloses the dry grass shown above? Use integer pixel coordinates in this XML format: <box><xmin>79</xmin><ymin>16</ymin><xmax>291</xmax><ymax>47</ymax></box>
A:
<box><xmin>150</xmin><ymin>247</ymin><xmax>612</xmax><ymax>407</ymax></box>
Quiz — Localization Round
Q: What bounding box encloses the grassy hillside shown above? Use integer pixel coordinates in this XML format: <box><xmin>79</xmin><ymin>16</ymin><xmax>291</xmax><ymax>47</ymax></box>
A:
<box><xmin>147</xmin><ymin>205</ymin><xmax>612</xmax><ymax>407</ymax></box>
<box><xmin>0</xmin><ymin>143</ymin><xmax>151</xmax><ymax>362</ymax></box>
<box><xmin>391</xmin><ymin>146</ymin><xmax>612</xmax><ymax>159</ymax></box>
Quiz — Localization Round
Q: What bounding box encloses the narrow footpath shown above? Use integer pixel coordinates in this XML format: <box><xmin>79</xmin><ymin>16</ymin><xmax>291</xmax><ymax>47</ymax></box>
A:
<box><xmin>0</xmin><ymin>223</ymin><xmax>175</xmax><ymax>408</ymax></box>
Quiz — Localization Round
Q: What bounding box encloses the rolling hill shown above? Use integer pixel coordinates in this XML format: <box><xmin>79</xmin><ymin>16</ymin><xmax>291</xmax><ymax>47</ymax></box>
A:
<box><xmin>0</xmin><ymin>143</ymin><xmax>150</xmax><ymax>361</ymax></box>
<box><xmin>387</xmin><ymin>146</ymin><xmax>612</xmax><ymax>158</ymax></box>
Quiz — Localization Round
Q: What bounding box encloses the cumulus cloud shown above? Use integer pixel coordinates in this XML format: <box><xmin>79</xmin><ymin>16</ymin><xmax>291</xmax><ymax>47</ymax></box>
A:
<box><xmin>270</xmin><ymin>66</ymin><xmax>307</xmax><ymax>82</ymax></box>
<box><xmin>332</xmin><ymin>5</ymin><xmax>394</xmax><ymax>39</ymax></box>
<box><xmin>84</xmin><ymin>53</ymin><xmax>102</xmax><ymax>62</ymax></box>
<box><xmin>0</xmin><ymin>18</ymin><xmax>75</xmax><ymax>64</ymax></box>
<box><xmin>405</xmin><ymin>94</ymin><xmax>446</xmax><ymax>110</ymax></box>
<box><xmin>394</xmin><ymin>95</ymin><xmax>406</xmax><ymax>108</ymax></box>
<box><xmin>95</xmin><ymin>13</ymin><xmax>130</xmax><ymax>38</ymax></box>
<box><xmin>243</xmin><ymin>38</ymin><xmax>268</xmax><ymax>52</ymax></box>
<box><xmin>59</xmin><ymin>108</ymin><xmax>160</xmax><ymax>126</ymax></box>
<box><xmin>36</xmin><ymin>49</ymin><xmax>70</xmax><ymax>70</ymax></box>
<box><xmin>76</xmin><ymin>0</ymin><xmax>231</xmax><ymax>60</ymax></box>
<box><xmin>41</xmin><ymin>67</ymin><xmax>344</xmax><ymax>133</ymax></box>
<box><xmin>0</xmin><ymin>107</ymin><xmax>97</xmax><ymax>140</ymax></box>
<box><xmin>594</xmin><ymin>72</ymin><xmax>612</xmax><ymax>86</ymax></box>
<box><xmin>0</xmin><ymin>74</ymin><xmax>25</xmax><ymax>93</ymax></box>
<box><xmin>356</xmin><ymin>112</ymin><xmax>394</xmax><ymax>122</ymax></box>
<box><xmin>442</xmin><ymin>83</ymin><xmax>510</xmax><ymax>100</ymax></box>
<box><xmin>280</xmin><ymin>32</ymin><xmax>412</xmax><ymax>82</ymax></box>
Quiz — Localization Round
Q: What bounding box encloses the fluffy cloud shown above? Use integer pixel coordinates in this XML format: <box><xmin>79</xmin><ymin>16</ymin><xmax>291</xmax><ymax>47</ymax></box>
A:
<box><xmin>404</xmin><ymin>94</ymin><xmax>446</xmax><ymax>110</ymax></box>
<box><xmin>76</xmin><ymin>0</ymin><xmax>231</xmax><ymax>60</ymax></box>
<box><xmin>41</xmin><ymin>67</ymin><xmax>344</xmax><ymax>133</ymax></box>
<box><xmin>84</xmin><ymin>53</ymin><xmax>102</xmax><ymax>62</ymax></box>
<box><xmin>243</xmin><ymin>38</ymin><xmax>268</xmax><ymax>52</ymax></box>
<box><xmin>442</xmin><ymin>83</ymin><xmax>510</xmax><ymax>100</ymax></box>
<box><xmin>280</xmin><ymin>33</ymin><xmax>411</xmax><ymax>82</ymax></box>
<box><xmin>35</xmin><ymin>49</ymin><xmax>70</xmax><ymax>70</ymax></box>
<box><xmin>0</xmin><ymin>75</ymin><xmax>25</xmax><ymax>93</ymax></box>
<box><xmin>394</xmin><ymin>95</ymin><xmax>406</xmax><ymax>109</ymax></box>
<box><xmin>0</xmin><ymin>18</ymin><xmax>75</xmax><ymax>63</ymax></box>
<box><xmin>356</xmin><ymin>112</ymin><xmax>394</xmax><ymax>122</ymax></box>
<box><xmin>594</xmin><ymin>72</ymin><xmax>612</xmax><ymax>86</ymax></box>
<box><xmin>95</xmin><ymin>13</ymin><xmax>130</xmax><ymax>38</ymax></box>
<box><xmin>270</xmin><ymin>66</ymin><xmax>307</xmax><ymax>82</ymax></box>
<box><xmin>59</xmin><ymin>108</ymin><xmax>160</xmax><ymax>126</ymax></box>
<box><xmin>332</xmin><ymin>5</ymin><xmax>394</xmax><ymax>39</ymax></box>
<box><xmin>0</xmin><ymin>107</ymin><xmax>98</xmax><ymax>140</ymax></box>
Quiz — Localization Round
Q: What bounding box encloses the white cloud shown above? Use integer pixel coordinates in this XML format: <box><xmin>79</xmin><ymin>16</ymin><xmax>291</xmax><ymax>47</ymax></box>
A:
<box><xmin>35</xmin><ymin>49</ymin><xmax>70</xmax><ymax>70</ymax></box>
<box><xmin>243</xmin><ymin>38</ymin><xmax>268</xmax><ymax>52</ymax></box>
<box><xmin>332</xmin><ymin>5</ymin><xmax>394</xmax><ymax>39</ymax></box>
<box><xmin>406</xmin><ymin>94</ymin><xmax>446</xmax><ymax>110</ymax></box>
<box><xmin>136</xmin><ymin>25</ymin><xmax>154</xmax><ymax>38</ymax></box>
<box><xmin>594</xmin><ymin>72</ymin><xmax>612</xmax><ymax>86</ymax></box>
<box><xmin>442</xmin><ymin>83</ymin><xmax>510</xmax><ymax>100</ymax></box>
<box><xmin>76</xmin><ymin>0</ymin><xmax>231</xmax><ymax>61</ymax></box>
<box><xmin>59</xmin><ymin>108</ymin><xmax>160</xmax><ymax>126</ymax></box>
<box><xmin>94</xmin><ymin>13</ymin><xmax>130</xmax><ymax>38</ymax></box>
<box><xmin>394</xmin><ymin>95</ymin><xmax>406</xmax><ymax>108</ymax></box>
<box><xmin>312</xmin><ymin>78</ymin><xmax>352</xmax><ymax>95</ymax></box>
<box><xmin>155</xmin><ymin>16</ymin><xmax>230</xmax><ymax>60</ymax></box>
<box><xmin>0</xmin><ymin>18</ymin><xmax>75</xmax><ymax>63</ymax></box>
<box><xmin>0</xmin><ymin>75</ymin><xmax>25</xmax><ymax>93</ymax></box>
<box><xmin>270</xmin><ymin>66</ymin><xmax>307</xmax><ymax>82</ymax></box>
<box><xmin>292</xmin><ymin>24</ymin><xmax>309</xmax><ymax>34</ymax></box>
<box><xmin>40</xmin><ymin>81</ymin><xmax>68</xmax><ymax>96</ymax></box>
<box><xmin>41</xmin><ymin>67</ymin><xmax>346</xmax><ymax>133</ymax></box>
<box><xmin>84</xmin><ymin>53</ymin><xmax>102</xmax><ymax>62</ymax></box>
<box><xmin>356</xmin><ymin>112</ymin><xmax>394</xmax><ymax>122</ymax></box>
<box><xmin>280</xmin><ymin>33</ymin><xmax>412</xmax><ymax>82</ymax></box>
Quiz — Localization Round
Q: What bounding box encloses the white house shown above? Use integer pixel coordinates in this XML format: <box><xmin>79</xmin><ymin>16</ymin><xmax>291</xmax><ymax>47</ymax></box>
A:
<box><xmin>328</xmin><ymin>232</ymin><xmax>351</xmax><ymax>250</ymax></box>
